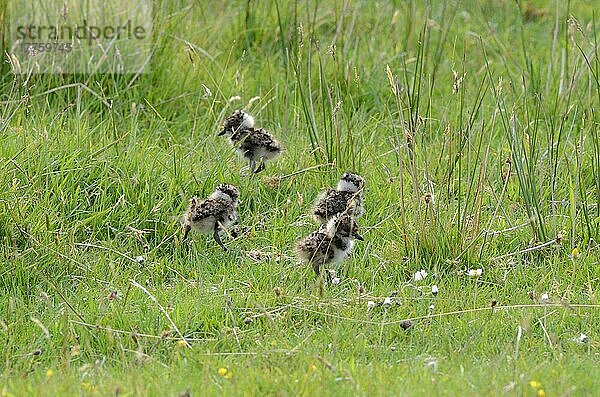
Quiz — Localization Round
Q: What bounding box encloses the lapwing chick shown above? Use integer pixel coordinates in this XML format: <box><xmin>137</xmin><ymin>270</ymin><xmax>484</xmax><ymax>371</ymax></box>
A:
<box><xmin>295</xmin><ymin>213</ymin><xmax>364</xmax><ymax>276</ymax></box>
<box><xmin>182</xmin><ymin>184</ymin><xmax>240</xmax><ymax>251</ymax></box>
<box><xmin>312</xmin><ymin>172</ymin><xmax>365</xmax><ymax>223</ymax></box>
<box><xmin>218</xmin><ymin>109</ymin><xmax>282</xmax><ymax>174</ymax></box>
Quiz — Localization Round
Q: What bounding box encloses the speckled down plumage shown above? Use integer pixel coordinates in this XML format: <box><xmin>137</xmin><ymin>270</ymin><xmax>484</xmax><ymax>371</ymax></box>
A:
<box><xmin>222</xmin><ymin>109</ymin><xmax>255</xmax><ymax>133</ymax></box>
<box><xmin>219</xmin><ymin>110</ymin><xmax>282</xmax><ymax>173</ymax></box>
<box><xmin>186</xmin><ymin>197</ymin><xmax>237</xmax><ymax>233</ymax></box>
<box><xmin>311</xmin><ymin>173</ymin><xmax>365</xmax><ymax>223</ymax></box>
<box><xmin>295</xmin><ymin>231</ymin><xmax>353</xmax><ymax>274</ymax></box>
<box><xmin>312</xmin><ymin>189</ymin><xmax>364</xmax><ymax>223</ymax></box>
<box><xmin>295</xmin><ymin>214</ymin><xmax>362</xmax><ymax>275</ymax></box>
<box><xmin>230</xmin><ymin>127</ymin><xmax>281</xmax><ymax>162</ymax></box>
<box><xmin>183</xmin><ymin>184</ymin><xmax>240</xmax><ymax>250</ymax></box>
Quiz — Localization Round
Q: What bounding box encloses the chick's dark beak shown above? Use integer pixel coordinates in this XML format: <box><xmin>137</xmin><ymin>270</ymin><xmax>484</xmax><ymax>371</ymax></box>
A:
<box><xmin>354</xmin><ymin>233</ymin><xmax>364</xmax><ymax>241</ymax></box>
<box><xmin>217</xmin><ymin>129</ymin><xmax>227</xmax><ymax>136</ymax></box>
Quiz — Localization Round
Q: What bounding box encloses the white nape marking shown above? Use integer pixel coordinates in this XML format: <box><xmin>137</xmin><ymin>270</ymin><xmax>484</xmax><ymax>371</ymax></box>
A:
<box><xmin>209</xmin><ymin>190</ymin><xmax>233</xmax><ymax>202</ymax></box>
<box><xmin>325</xmin><ymin>217</ymin><xmax>339</xmax><ymax>238</ymax></box>
<box><xmin>240</xmin><ymin>112</ymin><xmax>255</xmax><ymax>129</ymax></box>
<box><xmin>337</xmin><ymin>179</ymin><xmax>359</xmax><ymax>192</ymax></box>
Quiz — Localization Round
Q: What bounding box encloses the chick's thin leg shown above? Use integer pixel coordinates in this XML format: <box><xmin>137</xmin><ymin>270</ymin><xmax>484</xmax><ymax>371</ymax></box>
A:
<box><xmin>213</xmin><ymin>227</ymin><xmax>228</xmax><ymax>251</ymax></box>
<box><xmin>312</xmin><ymin>262</ymin><xmax>321</xmax><ymax>276</ymax></box>
<box><xmin>253</xmin><ymin>159</ymin><xmax>266</xmax><ymax>174</ymax></box>
<box><xmin>183</xmin><ymin>224</ymin><xmax>191</xmax><ymax>241</ymax></box>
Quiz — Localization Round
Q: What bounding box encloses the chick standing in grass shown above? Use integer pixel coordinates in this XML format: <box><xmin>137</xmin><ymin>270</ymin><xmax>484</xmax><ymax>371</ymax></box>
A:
<box><xmin>312</xmin><ymin>172</ymin><xmax>365</xmax><ymax>223</ymax></box>
<box><xmin>295</xmin><ymin>213</ymin><xmax>364</xmax><ymax>276</ymax></box>
<box><xmin>182</xmin><ymin>184</ymin><xmax>240</xmax><ymax>251</ymax></box>
<box><xmin>218</xmin><ymin>110</ymin><xmax>282</xmax><ymax>174</ymax></box>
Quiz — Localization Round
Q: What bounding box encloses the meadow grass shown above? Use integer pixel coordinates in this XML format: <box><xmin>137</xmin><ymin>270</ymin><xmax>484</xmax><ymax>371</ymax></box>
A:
<box><xmin>0</xmin><ymin>0</ymin><xmax>599</xmax><ymax>395</ymax></box>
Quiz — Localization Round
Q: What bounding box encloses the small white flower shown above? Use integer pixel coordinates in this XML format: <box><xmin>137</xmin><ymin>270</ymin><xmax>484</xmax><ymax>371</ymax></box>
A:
<box><xmin>577</xmin><ymin>333</ymin><xmax>589</xmax><ymax>343</ymax></box>
<box><xmin>425</xmin><ymin>358</ymin><xmax>437</xmax><ymax>371</ymax></box>
<box><xmin>428</xmin><ymin>304</ymin><xmax>435</xmax><ymax>310</ymax></box>
<box><xmin>413</xmin><ymin>269</ymin><xmax>428</xmax><ymax>281</ymax></box>
<box><xmin>468</xmin><ymin>268</ymin><xmax>483</xmax><ymax>278</ymax></box>
<box><xmin>228</xmin><ymin>96</ymin><xmax>241</xmax><ymax>102</ymax></box>
<box><xmin>383</xmin><ymin>297</ymin><xmax>392</xmax><ymax>306</ymax></box>
<box><xmin>135</xmin><ymin>255</ymin><xmax>145</xmax><ymax>264</ymax></box>
<box><xmin>432</xmin><ymin>285</ymin><xmax>438</xmax><ymax>295</ymax></box>
<box><xmin>247</xmin><ymin>96</ymin><xmax>261</xmax><ymax>107</ymax></box>
<box><xmin>390</xmin><ymin>346</ymin><xmax>396</xmax><ymax>351</ymax></box>
<box><xmin>367</xmin><ymin>300</ymin><xmax>375</xmax><ymax>309</ymax></box>
<box><xmin>331</xmin><ymin>277</ymin><xmax>340</xmax><ymax>285</ymax></box>
<box><xmin>541</xmin><ymin>293</ymin><xmax>550</xmax><ymax>301</ymax></box>
<box><xmin>202</xmin><ymin>84</ymin><xmax>212</xmax><ymax>98</ymax></box>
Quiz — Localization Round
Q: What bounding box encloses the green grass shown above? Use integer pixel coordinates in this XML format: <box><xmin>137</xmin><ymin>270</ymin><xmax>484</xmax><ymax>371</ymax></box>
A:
<box><xmin>1</xmin><ymin>0</ymin><xmax>599</xmax><ymax>395</ymax></box>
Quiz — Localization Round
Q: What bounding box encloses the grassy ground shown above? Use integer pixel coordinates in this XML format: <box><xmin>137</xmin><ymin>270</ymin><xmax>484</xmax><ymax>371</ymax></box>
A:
<box><xmin>1</xmin><ymin>0</ymin><xmax>599</xmax><ymax>395</ymax></box>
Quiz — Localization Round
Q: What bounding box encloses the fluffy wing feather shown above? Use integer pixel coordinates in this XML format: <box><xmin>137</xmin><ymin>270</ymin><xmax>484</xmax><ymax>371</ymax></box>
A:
<box><xmin>232</xmin><ymin>128</ymin><xmax>281</xmax><ymax>155</ymax></box>
<box><xmin>312</xmin><ymin>190</ymin><xmax>357</xmax><ymax>222</ymax></box>
<box><xmin>295</xmin><ymin>231</ymin><xmax>335</xmax><ymax>274</ymax></box>
<box><xmin>190</xmin><ymin>198</ymin><xmax>231</xmax><ymax>224</ymax></box>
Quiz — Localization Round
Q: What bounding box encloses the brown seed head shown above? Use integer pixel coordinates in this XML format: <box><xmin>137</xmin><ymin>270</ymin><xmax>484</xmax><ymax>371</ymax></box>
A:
<box><xmin>424</xmin><ymin>193</ymin><xmax>433</xmax><ymax>205</ymax></box>
<box><xmin>400</xmin><ymin>320</ymin><xmax>413</xmax><ymax>331</ymax></box>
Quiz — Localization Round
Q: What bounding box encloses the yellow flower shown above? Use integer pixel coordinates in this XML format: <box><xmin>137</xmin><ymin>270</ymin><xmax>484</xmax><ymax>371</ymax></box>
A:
<box><xmin>217</xmin><ymin>367</ymin><xmax>228</xmax><ymax>377</ymax></box>
<box><xmin>571</xmin><ymin>247</ymin><xmax>580</xmax><ymax>259</ymax></box>
<box><xmin>176</xmin><ymin>340</ymin><xmax>187</xmax><ymax>348</ymax></box>
<box><xmin>529</xmin><ymin>380</ymin><xmax>542</xmax><ymax>389</ymax></box>
<box><xmin>225</xmin><ymin>371</ymin><xmax>233</xmax><ymax>380</ymax></box>
<box><xmin>309</xmin><ymin>364</ymin><xmax>317</xmax><ymax>372</ymax></box>
<box><xmin>46</xmin><ymin>369</ymin><xmax>54</xmax><ymax>378</ymax></box>
<box><xmin>538</xmin><ymin>389</ymin><xmax>546</xmax><ymax>397</ymax></box>
<box><xmin>81</xmin><ymin>382</ymin><xmax>96</xmax><ymax>393</ymax></box>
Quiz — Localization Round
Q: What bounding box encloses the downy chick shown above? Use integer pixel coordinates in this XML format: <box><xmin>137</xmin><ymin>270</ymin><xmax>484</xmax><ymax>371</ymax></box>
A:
<box><xmin>183</xmin><ymin>184</ymin><xmax>240</xmax><ymax>251</ymax></box>
<box><xmin>218</xmin><ymin>109</ymin><xmax>282</xmax><ymax>173</ymax></box>
<box><xmin>312</xmin><ymin>172</ymin><xmax>365</xmax><ymax>223</ymax></box>
<box><xmin>295</xmin><ymin>213</ymin><xmax>364</xmax><ymax>275</ymax></box>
